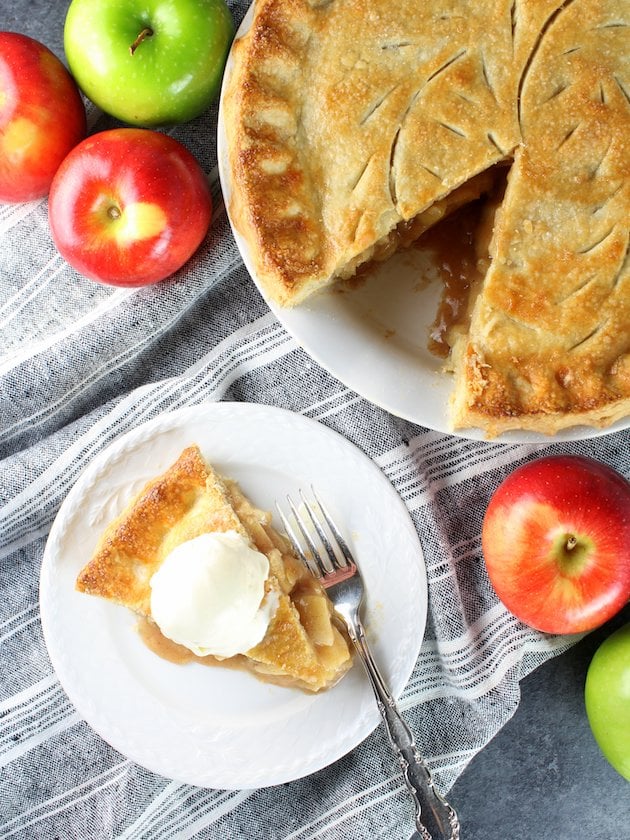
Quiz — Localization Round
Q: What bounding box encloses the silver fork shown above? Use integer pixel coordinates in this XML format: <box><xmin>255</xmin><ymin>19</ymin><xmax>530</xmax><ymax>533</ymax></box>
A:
<box><xmin>276</xmin><ymin>490</ymin><xmax>460</xmax><ymax>840</ymax></box>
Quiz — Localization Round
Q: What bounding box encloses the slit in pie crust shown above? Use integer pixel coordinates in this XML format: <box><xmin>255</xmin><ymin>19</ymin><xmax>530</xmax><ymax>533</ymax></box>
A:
<box><xmin>75</xmin><ymin>445</ymin><xmax>353</xmax><ymax>692</ymax></box>
<box><xmin>223</xmin><ymin>0</ymin><xmax>630</xmax><ymax>436</ymax></box>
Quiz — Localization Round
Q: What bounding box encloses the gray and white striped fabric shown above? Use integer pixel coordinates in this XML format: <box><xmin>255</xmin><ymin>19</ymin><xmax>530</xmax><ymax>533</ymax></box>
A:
<box><xmin>1</xmin><ymin>2</ymin><xmax>629</xmax><ymax>837</ymax></box>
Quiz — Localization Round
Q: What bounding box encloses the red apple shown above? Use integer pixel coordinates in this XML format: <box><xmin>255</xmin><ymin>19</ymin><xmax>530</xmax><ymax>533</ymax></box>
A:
<box><xmin>482</xmin><ymin>455</ymin><xmax>630</xmax><ymax>634</ymax></box>
<box><xmin>48</xmin><ymin>128</ymin><xmax>212</xmax><ymax>286</ymax></box>
<box><xmin>0</xmin><ymin>32</ymin><xmax>86</xmax><ymax>202</ymax></box>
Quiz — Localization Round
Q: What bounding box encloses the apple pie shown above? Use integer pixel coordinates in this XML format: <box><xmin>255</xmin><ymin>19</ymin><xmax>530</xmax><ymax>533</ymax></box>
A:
<box><xmin>223</xmin><ymin>0</ymin><xmax>630</xmax><ymax>436</ymax></box>
<box><xmin>76</xmin><ymin>445</ymin><xmax>352</xmax><ymax>692</ymax></box>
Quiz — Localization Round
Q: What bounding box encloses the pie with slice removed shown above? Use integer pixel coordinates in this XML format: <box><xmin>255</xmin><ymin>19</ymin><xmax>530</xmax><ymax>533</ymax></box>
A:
<box><xmin>76</xmin><ymin>445</ymin><xmax>352</xmax><ymax>692</ymax></box>
<box><xmin>223</xmin><ymin>0</ymin><xmax>630</xmax><ymax>436</ymax></box>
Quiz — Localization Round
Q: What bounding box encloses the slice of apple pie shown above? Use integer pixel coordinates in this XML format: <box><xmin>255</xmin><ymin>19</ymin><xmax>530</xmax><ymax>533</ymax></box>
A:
<box><xmin>76</xmin><ymin>445</ymin><xmax>352</xmax><ymax>692</ymax></box>
<box><xmin>223</xmin><ymin>0</ymin><xmax>629</xmax><ymax>436</ymax></box>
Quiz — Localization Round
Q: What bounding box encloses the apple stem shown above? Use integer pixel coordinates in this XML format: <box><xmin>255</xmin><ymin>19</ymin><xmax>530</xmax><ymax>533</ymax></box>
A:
<box><xmin>566</xmin><ymin>535</ymin><xmax>578</xmax><ymax>551</ymax></box>
<box><xmin>108</xmin><ymin>206</ymin><xmax>121</xmax><ymax>221</ymax></box>
<box><xmin>129</xmin><ymin>27</ymin><xmax>153</xmax><ymax>56</ymax></box>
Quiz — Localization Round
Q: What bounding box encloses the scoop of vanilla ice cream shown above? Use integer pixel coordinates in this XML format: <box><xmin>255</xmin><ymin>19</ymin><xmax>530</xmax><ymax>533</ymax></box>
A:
<box><xmin>149</xmin><ymin>530</ymin><xmax>277</xmax><ymax>658</ymax></box>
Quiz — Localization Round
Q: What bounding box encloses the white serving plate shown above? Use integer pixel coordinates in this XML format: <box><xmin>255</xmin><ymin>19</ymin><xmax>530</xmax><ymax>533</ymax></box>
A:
<box><xmin>40</xmin><ymin>402</ymin><xmax>427</xmax><ymax>789</ymax></box>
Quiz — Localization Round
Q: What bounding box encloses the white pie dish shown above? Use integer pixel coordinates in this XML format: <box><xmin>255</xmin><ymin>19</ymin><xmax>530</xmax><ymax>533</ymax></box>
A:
<box><xmin>216</xmin><ymin>4</ymin><xmax>630</xmax><ymax>445</ymax></box>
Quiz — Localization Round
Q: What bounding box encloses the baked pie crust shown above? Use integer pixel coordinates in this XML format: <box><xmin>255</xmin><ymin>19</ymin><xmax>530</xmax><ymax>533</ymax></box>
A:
<box><xmin>76</xmin><ymin>445</ymin><xmax>352</xmax><ymax>692</ymax></box>
<box><xmin>223</xmin><ymin>0</ymin><xmax>630</xmax><ymax>436</ymax></box>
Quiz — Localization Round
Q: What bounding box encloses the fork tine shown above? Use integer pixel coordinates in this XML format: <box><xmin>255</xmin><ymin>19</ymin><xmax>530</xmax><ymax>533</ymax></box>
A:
<box><xmin>289</xmin><ymin>494</ymin><xmax>332</xmax><ymax>577</ymax></box>
<box><xmin>311</xmin><ymin>487</ymin><xmax>354</xmax><ymax>568</ymax></box>
<box><xmin>283</xmin><ymin>494</ymin><xmax>331</xmax><ymax>578</ymax></box>
<box><xmin>299</xmin><ymin>490</ymin><xmax>344</xmax><ymax>572</ymax></box>
<box><xmin>274</xmin><ymin>499</ymin><xmax>320</xmax><ymax>579</ymax></box>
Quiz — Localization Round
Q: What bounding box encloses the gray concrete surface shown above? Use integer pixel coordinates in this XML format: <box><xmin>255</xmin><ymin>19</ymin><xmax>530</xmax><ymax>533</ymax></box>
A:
<box><xmin>450</xmin><ymin>608</ymin><xmax>630</xmax><ymax>839</ymax></box>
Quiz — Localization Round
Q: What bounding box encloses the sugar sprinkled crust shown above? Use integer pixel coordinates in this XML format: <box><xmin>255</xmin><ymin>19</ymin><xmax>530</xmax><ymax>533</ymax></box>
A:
<box><xmin>75</xmin><ymin>444</ymin><xmax>230</xmax><ymax>616</ymax></box>
<box><xmin>223</xmin><ymin>0</ymin><xmax>544</xmax><ymax>303</ymax></box>
<box><xmin>452</xmin><ymin>0</ymin><xmax>630</xmax><ymax>434</ymax></box>
<box><xmin>223</xmin><ymin>0</ymin><xmax>630</xmax><ymax>435</ymax></box>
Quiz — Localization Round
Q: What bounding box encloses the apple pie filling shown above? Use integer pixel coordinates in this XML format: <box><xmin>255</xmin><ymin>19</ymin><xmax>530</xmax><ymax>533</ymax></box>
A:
<box><xmin>335</xmin><ymin>169</ymin><xmax>498</xmax><ymax>282</ymax></box>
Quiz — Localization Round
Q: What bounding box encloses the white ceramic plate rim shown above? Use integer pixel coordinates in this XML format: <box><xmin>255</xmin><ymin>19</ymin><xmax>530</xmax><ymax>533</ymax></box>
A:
<box><xmin>216</xmin><ymin>6</ymin><xmax>629</xmax><ymax>445</ymax></box>
<box><xmin>40</xmin><ymin>402</ymin><xmax>427</xmax><ymax>789</ymax></box>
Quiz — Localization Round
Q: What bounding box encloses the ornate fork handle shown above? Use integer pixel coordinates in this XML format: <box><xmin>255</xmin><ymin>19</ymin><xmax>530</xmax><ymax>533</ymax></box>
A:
<box><xmin>349</xmin><ymin>618</ymin><xmax>460</xmax><ymax>840</ymax></box>
<box><xmin>276</xmin><ymin>490</ymin><xmax>459</xmax><ymax>838</ymax></box>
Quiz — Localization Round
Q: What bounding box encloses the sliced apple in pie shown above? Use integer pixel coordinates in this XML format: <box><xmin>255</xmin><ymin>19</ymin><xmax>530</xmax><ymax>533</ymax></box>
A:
<box><xmin>76</xmin><ymin>445</ymin><xmax>352</xmax><ymax>692</ymax></box>
<box><xmin>223</xmin><ymin>0</ymin><xmax>630</xmax><ymax>436</ymax></box>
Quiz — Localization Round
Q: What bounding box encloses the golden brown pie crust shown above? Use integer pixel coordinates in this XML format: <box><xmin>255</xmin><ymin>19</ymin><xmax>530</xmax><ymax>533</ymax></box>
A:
<box><xmin>76</xmin><ymin>445</ymin><xmax>352</xmax><ymax>692</ymax></box>
<box><xmin>223</xmin><ymin>0</ymin><xmax>630</xmax><ymax>436</ymax></box>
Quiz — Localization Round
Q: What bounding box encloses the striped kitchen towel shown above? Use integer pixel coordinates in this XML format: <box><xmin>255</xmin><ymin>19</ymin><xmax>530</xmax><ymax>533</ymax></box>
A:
<box><xmin>1</xmin><ymin>2</ymin><xmax>628</xmax><ymax>838</ymax></box>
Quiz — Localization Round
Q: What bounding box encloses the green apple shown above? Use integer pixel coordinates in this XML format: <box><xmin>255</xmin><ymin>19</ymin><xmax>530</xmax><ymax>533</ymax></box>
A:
<box><xmin>64</xmin><ymin>0</ymin><xmax>234</xmax><ymax>126</ymax></box>
<box><xmin>585</xmin><ymin>621</ymin><xmax>630</xmax><ymax>780</ymax></box>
